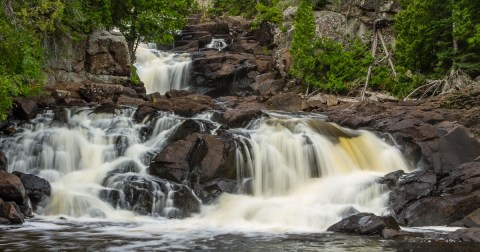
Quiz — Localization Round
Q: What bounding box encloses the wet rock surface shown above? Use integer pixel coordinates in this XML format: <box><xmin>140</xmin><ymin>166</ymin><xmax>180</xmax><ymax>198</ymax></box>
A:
<box><xmin>327</xmin><ymin>213</ymin><xmax>400</xmax><ymax>235</ymax></box>
<box><xmin>12</xmin><ymin>171</ymin><xmax>51</xmax><ymax>207</ymax></box>
<box><xmin>148</xmin><ymin>119</ymin><xmax>238</xmax><ymax>202</ymax></box>
<box><xmin>381</xmin><ymin>162</ymin><xmax>480</xmax><ymax>227</ymax></box>
<box><xmin>0</xmin><ymin>171</ymin><xmax>26</xmax><ymax>205</ymax></box>
<box><xmin>102</xmin><ymin>172</ymin><xmax>200</xmax><ymax>218</ymax></box>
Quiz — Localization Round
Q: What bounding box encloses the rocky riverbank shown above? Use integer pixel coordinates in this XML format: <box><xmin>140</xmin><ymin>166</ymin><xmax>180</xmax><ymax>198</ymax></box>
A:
<box><xmin>1</xmin><ymin>1</ymin><xmax>480</xmax><ymax>245</ymax></box>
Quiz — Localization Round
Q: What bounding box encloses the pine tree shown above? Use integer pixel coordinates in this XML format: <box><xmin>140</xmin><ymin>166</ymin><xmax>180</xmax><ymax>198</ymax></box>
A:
<box><xmin>289</xmin><ymin>0</ymin><xmax>316</xmax><ymax>86</ymax></box>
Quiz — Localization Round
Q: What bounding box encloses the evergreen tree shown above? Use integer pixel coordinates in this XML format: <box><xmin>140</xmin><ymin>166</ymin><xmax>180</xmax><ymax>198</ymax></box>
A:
<box><xmin>290</xmin><ymin>0</ymin><xmax>316</xmax><ymax>86</ymax></box>
<box><xmin>396</xmin><ymin>0</ymin><xmax>480</xmax><ymax>77</ymax></box>
<box><xmin>395</xmin><ymin>0</ymin><xmax>454</xmax><ymax>75</ymax></box>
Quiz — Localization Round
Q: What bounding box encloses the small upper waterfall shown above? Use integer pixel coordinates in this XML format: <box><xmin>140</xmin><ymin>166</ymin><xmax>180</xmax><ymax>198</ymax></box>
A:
<box><xmin>205</xmin><ymin>38</ymin><xmax>227</xmax><ymax>51</ymax></box>
<box><xmin>135</xmin><ymin>46</ymin><xmax>192</xmax><ymax>94</ymax></box>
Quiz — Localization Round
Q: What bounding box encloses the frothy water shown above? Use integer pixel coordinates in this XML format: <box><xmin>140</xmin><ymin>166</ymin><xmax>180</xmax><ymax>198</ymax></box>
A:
<box><xmin>0</xmin><ymin>107</ymin><xmax>413</xmax><ymax>250</ymax></box>
<box><xmin>135</xmin><ymin>46</ymin><xmax>192</xmax><ymax>94</ymax></box>
<box><xmin>206</xmin><ymin>38</ymin><xmax>227</xmax><ymax>51</ymax></box>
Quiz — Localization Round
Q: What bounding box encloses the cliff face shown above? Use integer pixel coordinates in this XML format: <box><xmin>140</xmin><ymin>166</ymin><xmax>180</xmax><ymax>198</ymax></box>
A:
<box><xmin>42</xmin><ymin>30</ymin><xmax>145</xmax><ymax>106</ymax></box>
<box><xmin>273</xmin><ymin>0</ymin><xmax>400</xmax><ymax>78</ymax></box>
<box><xmin>45</xmin><ymin>30</ymin><xmax>131</xmax><ymax>87</ymax></box>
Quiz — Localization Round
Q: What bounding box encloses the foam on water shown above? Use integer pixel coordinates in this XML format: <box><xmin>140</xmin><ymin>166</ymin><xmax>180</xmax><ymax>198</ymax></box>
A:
<box><xmin>0</xmin><ymin>107</ymin><xmax>411</xmax><ymax>236</ymax></box>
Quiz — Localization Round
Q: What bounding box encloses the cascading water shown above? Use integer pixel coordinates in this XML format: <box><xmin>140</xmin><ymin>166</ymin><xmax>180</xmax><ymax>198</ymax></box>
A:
<box><xmin>134</xmin><ymin>46</ymin><xmax>192</xmax><ymax>94</ymax></box>
<box><xmin>205</xmin><ymin>38</ymin><xmax>227</xmax><ymax>51</ymax></box>
<box><xmin>0</xmin><ymin>107</ymin><xmax>191</xmax><ymax>219</ymax></box>
<box><xmin>198</xmin><ymin>113</ymin><xmax>409</xmax><ymax>231</ymax></box>
<box><xmin>0</xmin><ymin>108</ymin><xmax>413</xmax><ymax>250</ymax></box>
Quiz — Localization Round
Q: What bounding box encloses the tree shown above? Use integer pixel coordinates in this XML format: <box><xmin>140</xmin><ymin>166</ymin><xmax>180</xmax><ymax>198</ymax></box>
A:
<box><xmin>396</xmin><ymin>0</ymin><xmax>480</xmax><ymax>77</ymax></box>
<box><xmin>110</xmin><ymin>0</ymin><xmax>196</xmax><ymax>55</ymax></box>
<box><xmin>0</xmin><ymin>5</ymin><xmax>44</xmax><ymax>120</ymax></box>
<box><xmin>289</xmin><ymin>0</ymin><xmax>316</xmax><ymax>87</ymax></box>
<box><xmin>395</xmin><ymin>0</ymin><xmax>454</xmax><ymax>75</ymax></box>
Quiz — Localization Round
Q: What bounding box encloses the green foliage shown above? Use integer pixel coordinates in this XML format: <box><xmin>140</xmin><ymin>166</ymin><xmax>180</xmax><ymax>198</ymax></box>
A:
<box><xmin>251</xmin><ymin>0</ymin><xmax>284</xmax><ymax>30</ymax></box>
<box><xmin>308</xmin><ymin>37</ymin><xmax>372</xmax><ymax>92</ymax></box>
<box><xmin>207</xmin><ymin>0</ymin><xmax>258</xmax><ymax>18</ymax></box>
<box><xmin>110</xmin><ymin>0</ymin><xmax>195</xmax><ymax>54</ymax></box>
<box><xmin>130</xmin><ymin>66</ymin><xmax>141</xmax><ymax>85</ymax></box>
<box><xmin>290</xmin><ymin>0</ymin><xmax>316</xmax><ymax>85</ymax></box>
<box><xmin>290</xmin><ymin>0</ymin><xmax>372</xmax><ymax>93</ymax></box>
<box><xmin>396</xmin><ymin>0</ymin><xmax>480</xmax><ymax>78</ymax></box>
<box><xmin>395</xmin><ymin>0</ymin><xmax>453</xmax><ymax>74</ymax></box>
<box><xmin>0</xmin><ymin>9</ymin><xmax>44</xmax><ymax>120</ymax></box>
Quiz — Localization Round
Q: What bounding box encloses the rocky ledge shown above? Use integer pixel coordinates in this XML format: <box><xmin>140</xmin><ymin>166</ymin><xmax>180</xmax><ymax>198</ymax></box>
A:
<box><xmin>0</xmin><ymin>154</ymin><xmax>51</xmax><ymax>224</ymax></box>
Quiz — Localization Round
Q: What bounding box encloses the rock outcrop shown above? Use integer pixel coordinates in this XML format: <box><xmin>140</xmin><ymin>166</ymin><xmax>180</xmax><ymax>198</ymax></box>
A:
<box><xmin>148</xmin><ymin>120</ymin><xmax>238</xmax><ymax>202</ymax></box>
<box><xmin>327</xmin><ymin>213</ymin><xmax>400</xmax><ymax>235</ymax></box>
<box><xmin>42</xmin><ymin>29</ymin><xmax>146</xmax><ymax>108</ymax></box>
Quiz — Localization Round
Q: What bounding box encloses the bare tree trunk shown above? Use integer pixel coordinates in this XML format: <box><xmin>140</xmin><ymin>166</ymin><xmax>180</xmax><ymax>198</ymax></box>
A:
<box><xmin>362</xmin><ymin>30</ymin><xmax>379</xmax><ymax>101</ymax></box>
<box><xmin>378</xmin><ymin>29</ymin><xmax>397</xmax><ymax>77</ymax></box>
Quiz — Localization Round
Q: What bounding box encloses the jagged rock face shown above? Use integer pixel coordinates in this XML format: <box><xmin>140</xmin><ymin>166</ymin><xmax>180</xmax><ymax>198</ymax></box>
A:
<box><xmin>148</xmin><ymin>119</ymin><xmax>238</xmax><ymax>202</ymax></box>
<box><xmin>46</xmin><ymin>30</ymin><xmax>131</xmax><ymax>86</ymax></box>
<box><xmin>272</xmin><ymin>0</ymin><xmax>400</xmax><ymax>78</ymax></box>
<box><xmin>171</xmin><ymin>15</ymin><xmax>283</xmax><ymax>97</ymax></box>
<box><xmin>381</xmin><ymin>162</ymin><xmax>480</xmax><ymax>227</ymax></box>
<box><xmin>86</xmin><ymin>30</ymin><xmax>131</xmax><ymax>76</ymax></box>
<box><xmin>44</xmin><ymin>29</ymin><xmax>146</xmax><ymax>106</ymax></box>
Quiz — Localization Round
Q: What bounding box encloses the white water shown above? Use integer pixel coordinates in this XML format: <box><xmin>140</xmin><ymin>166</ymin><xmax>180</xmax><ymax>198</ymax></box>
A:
<box><xmin>0</xmin><ymin>108</ymin><xmax>409</xmax><ymax>234</ymax></box>
<box><xmin>205</xmin><ymin>38</ymin><xmax>227</xmax><ymax>51</ymax></box>
<box><xmin>135</xmin><ymin>46</ymin><xmax>192</xmax><ymax>94</ymax></box>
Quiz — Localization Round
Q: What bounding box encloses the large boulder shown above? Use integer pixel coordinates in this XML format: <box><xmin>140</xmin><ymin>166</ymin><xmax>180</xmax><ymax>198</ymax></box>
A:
<box><xmin>416</xmin><ymin>125</ymin><xmax>480</xmax><ymax>174</ymax></box>
<box><xmin>190</xmin><ymin>51</ymin><xmax>257</xmax><ymax>96</ymax></box>
<box><xmin>380</xmin><ymin>170</ymin><xmax>437</xmax><ymax>216</ymax></box>
<box><xmin>0</xmin><ymin>201</ymin><xmax>24</xmax><ymax>224</ymax></box>
<box><xmin>399</xmin><ymin>192</ymin><xmax>480</xmax><ymax>226</ymax></box>
<box><xmin>86</xmin><ymin>30</ymin><xmax>131</xmax><ymax>76</ymax></box>
<box><xmin>437</xmin><ymin>162</ymin><xmax>480</xmax><ymax>195</ymax></box>
<box><xmin>448</xmin><ymin>228</ymin><xmax>480</xmax><ymax>243</ymax></box>
<box><xmin>13</xmin><ymin>97</ymin><xmax>39</xmax><ymax>120</ymax></box>
<box><xmin>149</xmin><ymin>133</ymin><xmax>237</xmax><ymax>185</ymax></box>
<box><xmin>327</xmin><ymin>213</ymin><xmax>400</xmax><ymax>235</ymax></box>
<box><xmin>0</xmin><ymin>171</ymin><xmax>26</xmax><ymax>205</ymax></box>
<box><xmin>382</xmin><ymin>162</ymin><xmax>480</xmax><ymax>226</ymax></box>
<box><xmin>102</xmin><ymin>173</ymin><xmax>200</xmax><ymax>218</ymax></box>
<box><xmin>12</xmin><ymin>171</ymin><xmax>51</xmax><ymax>207</ymax></box>
<box><xmin>219</xmin><ymin>109</ymin><xmax>264</xmax><ymax>128</ymax></box>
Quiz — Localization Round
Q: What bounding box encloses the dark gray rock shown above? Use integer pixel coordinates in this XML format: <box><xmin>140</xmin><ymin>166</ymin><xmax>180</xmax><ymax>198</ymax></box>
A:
<box><xmin>12</xmin><ymin>171</ymin><xmax>51</xmax><ymax>206</ymax></box>
<box><xmin>327</xmin><ymin>213</ymin><xmax>400</xmax><ymax>235</ymax></box>
<box><xmin>447</xmin><ymin>228</ymin><xmax>480</xmax><ymax>243</ymax></box>
<box><xmin>399</xmin><ymin>191</ymin><xmax>480</xmax><ymax>226</ymax></box>
<box><xmin>103</xmin><ymin>173</ymin><xmax>200</xmax><ymax>218</ymax></box>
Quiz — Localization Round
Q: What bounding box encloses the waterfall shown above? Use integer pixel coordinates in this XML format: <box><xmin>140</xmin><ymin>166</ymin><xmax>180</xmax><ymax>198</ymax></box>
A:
<box><xmin>0</xmin><ymin>107</ymin><xmax>190</xmax><ymax>219</ymax></box>
<box><xmin>199</xmin><ymin>115</ymin><xmax>409</xmax><ymax>231</ymax></box>
<box><xmin>0</xmin><ymin>108</ymin><xmax>408</xmax><ymax>231</ymax></box>
<box><xmin>205</xmin><ymin>38</ymin><xmax>227</xmax><ymax>51</ymax></box>
<box><xmin>134</xmin><ymin>46</ymin><xmax>192</xmax><ymax>94</ymax></box>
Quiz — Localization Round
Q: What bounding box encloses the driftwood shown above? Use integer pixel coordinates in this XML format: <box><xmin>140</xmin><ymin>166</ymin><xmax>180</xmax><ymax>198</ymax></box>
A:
<box><xmin>404</xmin><ymin>69</ymin><xmax>477</xmax><ymax>100</ymax></box>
